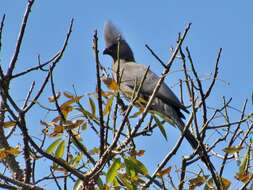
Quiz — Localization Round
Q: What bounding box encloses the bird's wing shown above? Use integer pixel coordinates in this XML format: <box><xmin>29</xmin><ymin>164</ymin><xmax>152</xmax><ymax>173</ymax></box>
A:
<box><xmin>118</xmin><ymin>62</ymin><xmax>189</xmax><ymax>113</ymax></box>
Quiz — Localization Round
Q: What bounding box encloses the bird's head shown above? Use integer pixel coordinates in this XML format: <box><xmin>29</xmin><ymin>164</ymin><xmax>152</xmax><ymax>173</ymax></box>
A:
<box><xmin>103</xmin><ymin>21</ymin><xmax>135</xmax><ymax>62</ymax></box>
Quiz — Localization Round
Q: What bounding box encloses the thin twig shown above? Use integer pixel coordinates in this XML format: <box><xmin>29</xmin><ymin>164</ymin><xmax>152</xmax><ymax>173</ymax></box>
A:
<box><xmin>0</xmin><ymin>14</ymin><xmax>6</xmax><ymax>52</ymax></box>
<box><xmin>142</xmin><ymin>114</ymin><xmax>194</xmax><ymax>189</ymax></box>
<box><xmin>50</xmin><ymin>167</ymin><xmax>62</xmax><ymax>190</ymax></box>
<box><xmin>7</xmin><ymin>0</ymin><xmax>35</xmax><ymax>78</ymax></box>
<box><xmin>0</xmin><ymin>172</ymin><xmax>44</xmax><ymax>190</ymax></box>
<box><xmin>12</xmin><ymin>53</ymin><xmax>60</xmax><ymax>79</ymax></box>
<box><xmin>24</xmin><ymin>18</ymin><xmax>74</xmax><ymax>113</ymax></box>
<box><xmin>93</xmin><ymin>30</ymin><xmax>105</xmax><ymax>157</ymax></box>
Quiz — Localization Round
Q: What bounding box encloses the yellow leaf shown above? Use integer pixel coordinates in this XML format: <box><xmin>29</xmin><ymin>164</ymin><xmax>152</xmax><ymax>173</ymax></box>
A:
<box><xmin>49</xmin><ymin>125</ymin><xmax>64</xmax><ymax>137</ymax></box>
<box><xmin>7</xmin><ymin>146</ymin><xmax>21</xmax><ymax>156</ymax></box>
<box><xmin>0</xmin><ymin>150</ymin><xmax>8</xmax><ymax>160</ymax></box>
<box><xmin>2</xmin><ymin>121</ymin><xmax>16</xmax><ymax>128</ymax></box>
<box><xmin>206</xmin><ymin>177</ymin><xmax>231</xmax><ymax>190</ymax></box>
<box><xmin>48</xmin><ymin>92</ymin><xmax>61</xmax><ymax>102</ymax></box>
<box><xmin>221</xmin><ymin>177</ymin><xmax>231</xmax><ymax>190</ymax></box>
<box><xmin>235</xmin><ymin>172</ymin><xmax>252</xmax><ymax>183</ymax></box>
<box><xmin>60</xmin><ymin>96</ymin><xmax>83</xmax><ymax>109</ymax></box>
<box><xmin>63</xmin><ymin>91</ymin><xmax>75</xmax><ymax>99</ymax></box>
<box><xmin>156</xmin><ymin>167</ymin><xmax>172</xmax><ymax>177</ymax></box>
<box><xmin>223</xmin><ymin>146</ymin><xmax>243</xmax><ymax>154</ymax></box>
<box><xmin>88</xmin><ymin>97</ymin><xmax>96</xmax><ymax>116</ymax></box>
<box><xmin>0</xmin><ymin>146</ymin><xmax>21</xmax><ymax>160</ymax></box>
<box><xmin>189</xmin><ymin>176</ymin><xmax>206</xmax><ymax>190</ymax></box>
<box><xmin>60</xmin><ymin>105</ymin><xmax>73</xmax><ymax>118</ymax></box>
<box><xmin>102</xmin><ymin>77</ymin><xmax>119</xmax><ymax>91</ymax></box>
<box><xmin>103</xmin><ymin>96</ymin><xmax>114</xmax><ymax>116</ymax></box>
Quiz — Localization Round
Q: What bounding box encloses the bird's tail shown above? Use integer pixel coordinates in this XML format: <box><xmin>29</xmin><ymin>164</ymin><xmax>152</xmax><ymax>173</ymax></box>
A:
<box><xmin>175</xmin><ymin>118</ymin><xmax>199</xmax><ymax>149</ymax></box>
<box><xmin>151</xmin><ymin>98</ymin><xmax>215</xmax><ymax>170</ymax></box>
<box><xmin>173</xmin><ymin>117</ymin><xmax>216</xmax><ymax>171</ymax></box>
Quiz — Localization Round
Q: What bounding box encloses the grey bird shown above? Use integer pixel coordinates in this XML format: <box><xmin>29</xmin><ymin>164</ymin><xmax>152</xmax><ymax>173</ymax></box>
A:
<box><xmin>103</xmin><ymin>21</ymin><xmax>198</xmax><ymax>150</ymax></box>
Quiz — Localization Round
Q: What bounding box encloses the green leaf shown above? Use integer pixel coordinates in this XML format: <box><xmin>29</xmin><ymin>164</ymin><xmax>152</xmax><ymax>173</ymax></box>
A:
<box><xmin>73</xmin><ymin>179</ymin><xmax>83</xmax><ymax>190</ymax></box>
<box><xmin>76</xmin><ymin>102</ymin><xmax>98</xmax><ymax>121</ymax></box>
<box><xmin>153</xmin><ymin>115</ymin><xmax>167</xmax><ymax>141</ymax></box>
<box><xmin>239</xmin><ymin>146</ymin><xmax>250</xmax><ymax>175</ymax></box>
<box><xmin>103</xmin><ymin>96</ymin><xmax>114</xmax><ymax>116</ymax></box>
<box><xmin>55</xmin><ymin>140</ymin><xmax>65</xmax><ymax>158</ymax></box>
<box><xmin>70</xmin><ymin>153</ymin><xmax>83</xmax><ymax>168</ymax></box>
<box><xmin>124</xmin><ymin>158</ymin><xmax>137</xmax><ymax>179</ymax></box>
<box><xmin>106</xmin><ymin>158</ymin><xmax>121</xmax><ymax>184</ymax></box>
<box><xmin>97</xmin><ymin>177</ymin><xmax>104</xmax><ymax>190</ymax></box>
<box><xmin>45</xmin><ymin>138</ymin><xmax>62</xmax><ymax>154</ymax></box>
<box><xmin>89</xmin><ymin>97</ymin><xmax>96</xmax><ymax>116</ymax></box>
<box><xmin>223</xmin><ymin>146</ymin><xmax>243</xmax><ymax>154</ymax></box>
<box><xmin>124</xmin><ymin>157</ymin><xmax>148</xmax><ymax>176</ymax></box>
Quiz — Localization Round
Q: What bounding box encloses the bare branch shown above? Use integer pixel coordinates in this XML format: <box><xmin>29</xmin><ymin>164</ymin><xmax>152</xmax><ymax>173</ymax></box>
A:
<box><xmin>7</xmin><ymin>0</ymin><xmax>35</xmax><ymax>78</ymax></box>
<box><xmin>93</xmin><ymin>30</ymin><xmax>105</xmax><ymax>157</ymax></box>
<box><xmin>24</xmin><ymin>18</ymin><xmax>74</xmax><ymax>113</ymax></box>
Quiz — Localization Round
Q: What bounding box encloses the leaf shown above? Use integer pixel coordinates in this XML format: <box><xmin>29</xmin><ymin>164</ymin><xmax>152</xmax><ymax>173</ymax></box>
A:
<box><xmin>124</xmin><ymin>157</ymin><xmax>148</xmax><ymax>176</ymax></box>
<box><xmin>63</xmin><ymin>91</ymin><xmax>75</xmax><ymax>99</ymax></box>
<box><xmin>235</xmin><ymin>172</ymin><xmax>252</xmax><ymax>183</ymax></box>
<box><xmin>0</xmin><ymin>149</ymin><xmax>8</xmax><ymax>160</ymax></box>
<box><xmin>46</xmin><ymin>138</ymin><xmax>62</xmax><ymax>154</ymax></box>
<box><xmin>2</xmin><ymin>121</ymin><xmax>16</xmax><ymax>128</ymax></box>
<box><xmin>73</xmin><ymin>179</ymin><xmax>83</xmax><ymax>190</ymax></box>
<box><xmin>6</xmin><ymin>146</ymin><xmax>21</xmax><ymax>156</ymax></box>
<box><xmin>55</xmin><ymin>140</ymin><xmax>65</xmax><ymax>158</ymax></box>
<box><xmin>49</xmin><ymin>125</ymin><xmax>64</xmax><ymax>137</ymax></box>
<box><xmin>48</xmin><ymin>92</ymin><xmax>61</xmax><ymax>102</ymax></box>
<box><xmin>103</xmin><ymin>96</ymin><xmax>114</xmax><ymax>116</ymax></box>
<box><xmin>60</xmin><ymin>105</ymin><xmax>73</xmax><ymax>118</ymax></box>
<box><xmin>130</xmin><ymin>150</ymin><xmax>145</xmax><ymax>157</ymax></box>
<box><xmin>153</xmin><ymin>115</ymin><xmax>167</xmax><ymax>141</ymax></box>
<box><xmin>70</xmin><ymin>153</ymin><xmax>83</xmax><ymax>168</ymax></box>
<box><xmin>156</xmin><ymin>167</ymin><xmax>172</xmax><ymax>177</ymax></box>
<box><xmin>203</xmin><ymin>177</ymin><xmax>230</xmax><ymax>190</ymax></box>
<box><xmin>223</xmin><ymin>146</ymin><xmax>243</xmax><ymax>154</ymax></box>
<box><xmin>189</xmin><ymin>175</ymin><xmax>207</xmax><ymax>190</ymax></box>
<box><xmin>88</xmin><ymin>97</ymin><xmax>96</xmax><ymax>116</ymax></box>
<box><xmin>117</xmin><ymin>174</ymin><xmax>135</xmax><ymax>190</ymax></box>
<box><xmin>97</xmin><ymin>177</ymin><xmax>104</xmax><ymax>190</ymax></box>
<box><xmin>221</xmin><ymin>177</ymin><xmax>231</xmax><ymax>190</ymax></box>
<box><xmin>61</xmin><ymin>96</ymin><xmax>83</xmax><ymax>109</ymax></box>
<box><xmin>0</xmin><ymin>146</ymin><xmax>21</xmax><ymax>160</ymax></box>
<box><xmin>102</xmin><ymin>77</ymin><xmax>119</xmax><ymax>91</ymax></box>
<box><xmin>63</xmin><ymin>120</ymin><xmax>84</xmax><ymax>130</ymax></box>
<box><xmin>76</xmin><ymin>103</ymin><xmax>98</xmax><ymax>121</ymax></box>
<box><xmin>106</xmin><ymin>158</ymin><xmax>121</xmax><ymax>184</ymax></box>
<box><xmin>238</xmin><ymin>146</ymin><xmax>250</xmax><ymax>175</ymax></box>
<box><xmin>124</xmin><ymin>159</ymin><xmax>137</xmax><ymax>180</ymax></box>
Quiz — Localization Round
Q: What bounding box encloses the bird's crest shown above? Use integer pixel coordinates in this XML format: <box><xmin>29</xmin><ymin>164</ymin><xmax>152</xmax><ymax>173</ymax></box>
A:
<box><xmin>104</xmin><ymin>21</ymin><xmax>123</xmax><ymax>47</ymax></box>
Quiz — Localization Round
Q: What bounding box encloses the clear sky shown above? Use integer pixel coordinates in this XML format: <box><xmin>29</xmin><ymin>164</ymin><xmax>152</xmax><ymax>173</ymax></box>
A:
<box><xmin>1</xmin><ymin>0</ymin><xmax>252</xmax><ymax>189</ymax></box>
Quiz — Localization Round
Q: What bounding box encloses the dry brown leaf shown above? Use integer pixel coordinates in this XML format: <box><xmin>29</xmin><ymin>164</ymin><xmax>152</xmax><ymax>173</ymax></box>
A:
<box><xmin>156</xmin><ymin>167</ymin><xmax>172</xmax><ymax>177</ymax></box>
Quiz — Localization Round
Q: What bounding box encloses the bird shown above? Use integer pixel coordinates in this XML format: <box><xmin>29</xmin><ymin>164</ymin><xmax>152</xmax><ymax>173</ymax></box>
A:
<box><xmin>102</xmin><ymin>21</ymin><xmax>200</xmax><ymax>149</ymax></box>
<box><xmin>102</xmin><ymin>22</ymin><xmax>218</xmax><ymax>174</ymax></box>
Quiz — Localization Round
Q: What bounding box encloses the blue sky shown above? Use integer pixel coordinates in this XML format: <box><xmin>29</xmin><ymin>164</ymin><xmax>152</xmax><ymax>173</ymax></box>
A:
<box><xmin>1</xmin><ymin>0</ymin><xmax>252</xmax><ymax>189</ymax></box>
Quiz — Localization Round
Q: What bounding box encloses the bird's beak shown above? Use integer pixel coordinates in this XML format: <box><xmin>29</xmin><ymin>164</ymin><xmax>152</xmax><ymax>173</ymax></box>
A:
<box><xmin>103</xmin><ymin>48</ymin><xmax>110</xmax><ymax>55</ymax></box>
